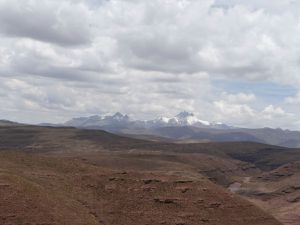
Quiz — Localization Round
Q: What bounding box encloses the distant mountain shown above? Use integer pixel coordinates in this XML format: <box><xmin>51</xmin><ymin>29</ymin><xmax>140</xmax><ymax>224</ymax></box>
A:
<box><xmin>65</xmin><ymin>111</ymin><xmax>231</xmax><ymax>130</ymax></box>
<box><xmin>0</xmin><ymin>120</ymin><xmax>20</xmax><ymax>126</ymax></box>
<box><xmin>63</xmin><ymin>111</ymin><xmax>300</xmax><ymax>148</ymax></box>
<box><xmin>150</xmin><ymin>111</ymin><xmax>211</xmax><ymax>127</ymax></box>
<box><xmin>65</xmin><ymin>112</ymin><xmax>131</xmax><ymax>128</ymax></box>
<box><xmin>145</xmin><ymin>111</ymin><xmax>231</xmax><ymax>129</ymax></box>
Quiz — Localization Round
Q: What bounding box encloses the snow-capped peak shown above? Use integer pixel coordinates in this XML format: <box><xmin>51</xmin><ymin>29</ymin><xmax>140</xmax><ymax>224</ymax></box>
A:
<box><xmin>65</xmin><ymin>111</ymin><xmax>230</xmax><ymax>129</ymax></box>
<box><xmin>173</xmin><ymin>111</ymin><xmax>210</xmax><ymax>126</ymax></box>
<box><xmin>146</xmin><ymin>111</ymin><xmax>211</xmax><ymax>127</ymax></box>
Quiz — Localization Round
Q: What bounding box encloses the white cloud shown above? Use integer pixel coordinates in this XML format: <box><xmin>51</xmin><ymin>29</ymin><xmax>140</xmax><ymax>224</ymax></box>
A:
<box><xmin>285</xmin><ymin>93</ymin><xmax>300</xmax><ymax>104</ymax></box>
<box><xmin>1</xmin><ymin>0</ymin><xmax>300</xmax><ymax>84</ymax></box>
<box><xmin>0</xmin><ymin>0</ymin><xmax>300</xmax><ymax>129</ymax></box>
<box><xmin>262</xmin><ymin>105</ymin><xmax>286</xmax><ymax>116</ymax></box>
<box><xmin>0</xmin><ymin>0</ymin><xmax>92</xmax><ymax>46</ymax></box>
<box><xmin>213</xmin><ymin>100</ymin><xmax>255</xmax><ymax>124</ymax></box>
<box><xmin>213</xmin><ymin>98</ymin><xmax>297</xmax><ymax>129</ymax></box>
<box><xmin>221</xmin><ymin>92</ymin><xmax>256</xmax><ymax>104</ymax></box>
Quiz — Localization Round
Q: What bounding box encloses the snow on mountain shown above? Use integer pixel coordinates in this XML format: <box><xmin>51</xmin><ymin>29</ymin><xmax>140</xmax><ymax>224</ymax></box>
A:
<box><xmin>174</xmin><ymin>111</ymin><xmax>211</xmax><ymax>126</ymax></box>
<box><xmin>65</xmin><ymin>111</ymin><xmax>231</xmax><ymax>129</ymax></box>
<box><xmin>146</xmin><ymin>111</ymin><xmax>211</xmax><ymax>127</ymax></box>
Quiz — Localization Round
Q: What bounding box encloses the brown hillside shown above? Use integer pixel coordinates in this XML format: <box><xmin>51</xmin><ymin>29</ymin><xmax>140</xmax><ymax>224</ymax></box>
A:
<box><xmin>0</xmin><ymin>125</ymin><xmax>290</xmax><ymax>224</ymax></box>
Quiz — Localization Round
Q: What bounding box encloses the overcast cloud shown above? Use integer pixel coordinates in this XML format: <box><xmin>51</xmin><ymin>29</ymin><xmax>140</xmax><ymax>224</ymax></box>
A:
<box><xmin>1</xmin><ymin>0</ymin><xmax>300</xmax><ymax>129</ymax></box>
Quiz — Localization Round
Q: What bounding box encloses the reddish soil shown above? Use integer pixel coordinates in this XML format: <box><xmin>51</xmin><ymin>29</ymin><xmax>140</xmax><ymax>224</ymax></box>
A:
<box><xmin>0</xmin><ymin>125</ymin><xmax>290</xmax><ymax>225</ymax></box>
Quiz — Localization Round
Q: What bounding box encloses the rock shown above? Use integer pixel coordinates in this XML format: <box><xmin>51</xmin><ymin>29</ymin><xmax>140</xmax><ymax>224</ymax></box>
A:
<box><xmin>176</xmin><ymin>187</ymin><xmax>190</xmax><ymax>193</ymax></box>
<box><xmin>109</xmin><ymin>177</ymin><xmax>124</xmax><ymax>181</ymax></box>
<box><xmin>175</xmin><ymin>180</ymin><xmax>193</xmax><ymax>184</ymax></box>
<box><xmin>143</xmin><ymin>179</ymin><xmax>161</xmax><ymax>184</ymax></box>
<box><xmin>209</xmin><ymin>202</ymin><xmax>222</xmax><ymax>208</ymax></box>
<box><xmin>287</xmin><ymin>196</ymin><xmax>300</xmax><ymax>203</ymax></box>
<box><xmin>196</xmin><ymin>198</ymin><xmax>204</xmax><ymax>203</ymax></box>
<box><xmin>154</xmin><ymin>198</ymin><xmax>178</xmax><ymax>204</ymax></box>
<box><xmin>0</xmin><ymin>184</ymin><xmax>10</xmax><ymax>188</ymax></box>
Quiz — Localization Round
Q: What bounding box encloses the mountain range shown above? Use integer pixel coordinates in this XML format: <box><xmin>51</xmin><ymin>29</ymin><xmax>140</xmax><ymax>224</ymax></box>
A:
<box><xmin>65</xmin><ymin>111</ymin><xmax>230</xmax><ymax>129</ymax></box>
<box><xmin>62</xmin><ymin>112</ymin><xmax>300</xmax><ymax>148</ymax></box>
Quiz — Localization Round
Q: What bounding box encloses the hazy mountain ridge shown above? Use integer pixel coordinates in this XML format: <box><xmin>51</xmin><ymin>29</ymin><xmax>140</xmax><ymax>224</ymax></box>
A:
<box><xmin>62</xmin><ymin>112</ymin><xmax>300</xmax><ymax>148</ymax></box>
<box><xmin>0</xmin><ymin>120</ymin><xmax>21</xmax><ymax>126</ymax></box>
<box><xmin>65</xmin><ymin>111</ymin><xmax>232</xmax><ymax>129</ymax></box>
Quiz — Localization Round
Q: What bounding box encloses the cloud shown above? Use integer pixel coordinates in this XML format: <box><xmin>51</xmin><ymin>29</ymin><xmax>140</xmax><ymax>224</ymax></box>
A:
<box><xmin>285</xmin><ymin>92</ymin><xmax>300</xmax><ymax>104</ymax></box>
<box><xmin>0</xmin><ymin>71</ymin><xmax>212</xmax><ymax>123</ymax></box>
<box><xmin>215</xmin><ymin>0</ymin><xmax>300</xmax><ymax>14</ymax></box>
<box><xmin>84</xmin><ymin>0</ymin><xmax>300</xmax><ymax>88</ymax></box>
<box><xmin>221</xmin><ymin>92</ymin><xmax>256</xmax><ymax>104</ymax></box>
<box><xmin>213</xmin><ymin>98</ymin><xmax>297</xmax><ymax>129</ymax></box>
<box><xmin>262</xmin><ymin>105</ymin><xmax>287</xmax><ymax>117</ymax></box>
<box><xmin>213</xmin><ymin>100</ymin><xmax>255</xmax><ymax>124</ymax></box>
<box><xmin>0</xmin><ymin>0</ymin><xmax>300</xmax><ymax>129</ymax></box>
<box><xmin>0</xmin><ymin>0</ymin><xmax>92</xmax><ymax>46</ymax></box>
<box><xmin>2</xmin><ymin>0</ymin><xmax>300</xmax><ymax>84</ymax></box>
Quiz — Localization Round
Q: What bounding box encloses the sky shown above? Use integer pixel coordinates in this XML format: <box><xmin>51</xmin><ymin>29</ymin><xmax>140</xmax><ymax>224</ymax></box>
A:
<box><xmin>1</xmin><ymin>0</ymin><xmax>300</xmax><ymax>129</ymax></box>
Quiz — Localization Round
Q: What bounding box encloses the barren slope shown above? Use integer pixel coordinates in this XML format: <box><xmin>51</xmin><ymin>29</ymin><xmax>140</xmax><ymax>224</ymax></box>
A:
<box><xmin>0</xmin><ymin>150</ymin><xmax>281</xmax><ymax>225</ymax></box>
<box><xmin>0</xmin><ymin>125</ymin><xmax>293</xmax><ymax>224</ymax></box>
<box><xmin>235</xmin><ymin>161</ymin><xmax>300</xmax><ymax>225</ymax></box>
